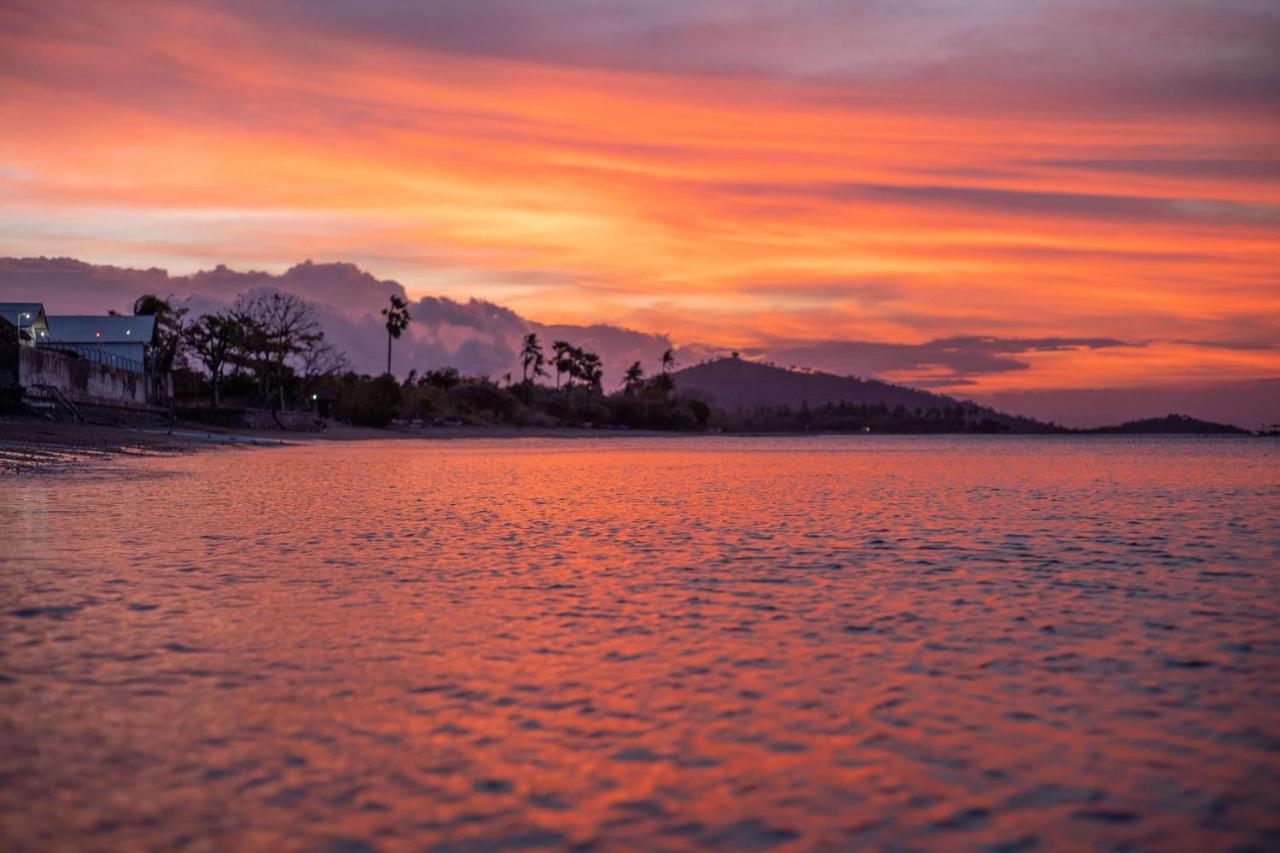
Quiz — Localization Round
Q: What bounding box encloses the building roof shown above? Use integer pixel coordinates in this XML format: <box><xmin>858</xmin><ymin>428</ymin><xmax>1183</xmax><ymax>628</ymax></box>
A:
<box><xmin>0</xmin><ymin>303</ymin><xmax>49</xmax><ymax>343</ymax></box>
<box><xmin>45</xmin><ymin>315</ymin><xmax>157</xmax><ymax>345</ymax></box>
<box><xmin>0</xmin><ymin>303</ymin><xmax>48</xmax><ymax>329</ymax></box>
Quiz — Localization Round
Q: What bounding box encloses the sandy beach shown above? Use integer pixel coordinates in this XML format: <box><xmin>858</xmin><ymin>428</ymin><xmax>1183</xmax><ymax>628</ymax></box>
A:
<box><xmin>0</xmin><ymin>417</ymin><xmax>213</xmax><ymax>474</ymax></box>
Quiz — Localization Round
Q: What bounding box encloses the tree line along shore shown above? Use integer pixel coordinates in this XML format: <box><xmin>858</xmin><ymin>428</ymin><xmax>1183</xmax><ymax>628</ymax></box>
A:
<box><xmin>23</xmin><ymin>290</ymin><xmax>1256</xmax><ymax>436</ymax></box>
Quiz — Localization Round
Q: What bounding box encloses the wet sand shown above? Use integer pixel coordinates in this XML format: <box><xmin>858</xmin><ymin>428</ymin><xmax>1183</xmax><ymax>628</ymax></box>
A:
<box><xmin>0</xmin><ymin>417</ymin><xmax>212</xmax><ymax>475</ymax></box>
<box><xmin>0</xmin><ymin>416</ymin><xmax>673</xmax><ymax>475</ymax></box>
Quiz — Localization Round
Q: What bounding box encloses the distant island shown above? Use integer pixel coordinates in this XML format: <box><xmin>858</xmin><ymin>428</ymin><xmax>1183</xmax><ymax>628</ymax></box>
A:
<box><xmin>671</xmin><ymin>356</ymin><xmax>1055</xmax><ymax>434</ymax></box>
<box><xmin>1082</xmin><ymin>414</ymin><xmax>1249</xmax><ymax>435</ymax></box>
<box><xmin>668</xmin><ymin>358</ymin><xmax>1248</xmax><ymax>435</ymax></box>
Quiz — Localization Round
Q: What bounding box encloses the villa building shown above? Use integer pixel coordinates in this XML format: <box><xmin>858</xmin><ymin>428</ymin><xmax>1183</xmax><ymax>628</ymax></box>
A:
<box><xmin>0</xmin><ymin>302</ymin><xmax>171</xmax><ymax>413</ymax></box>
<box><xmin>44</xmin><ymin>315</ymin><xmax>157</xmax><ymax>372</ymax></box>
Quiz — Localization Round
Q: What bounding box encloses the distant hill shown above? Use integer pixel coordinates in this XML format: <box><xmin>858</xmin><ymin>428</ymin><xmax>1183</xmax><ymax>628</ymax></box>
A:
<box><xmin>671</xmin><ymin>357</ymin><xmax>1058</xmax><ymax>433</ymax></box>
<box><xmin>673</xmin><ymin>357</ymin><xmax>940</xmax><ymax>410</ymax></box>
<box><xmin>1084</xmin><ymin>414</ymin><xmax>1249</xmax><ymax>435</ymax></box>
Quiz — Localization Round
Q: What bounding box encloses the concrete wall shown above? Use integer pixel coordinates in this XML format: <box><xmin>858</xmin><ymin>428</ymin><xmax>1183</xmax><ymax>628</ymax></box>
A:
<box><xmin>19</xmin><ymin>346</ymin><xmax>149</xmax><ymax>409</ymax></box>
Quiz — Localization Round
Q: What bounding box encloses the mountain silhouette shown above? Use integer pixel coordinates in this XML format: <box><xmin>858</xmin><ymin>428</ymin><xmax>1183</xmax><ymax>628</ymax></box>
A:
<box><xmin>672</xmin><ymin>356</ymin><xmax>1056</xmax><ymax>432</ymax></box>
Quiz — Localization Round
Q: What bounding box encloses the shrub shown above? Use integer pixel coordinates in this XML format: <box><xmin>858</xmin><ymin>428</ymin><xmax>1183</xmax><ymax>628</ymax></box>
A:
<box><xmin>343</xmin><ymin>374</ymin><xmax>401</xmax><ymax>426</ymax></box>
<box><xmin>447</xmin><ymin>381</ymin><xmax>518</xmax><ymax>419</ymax></box>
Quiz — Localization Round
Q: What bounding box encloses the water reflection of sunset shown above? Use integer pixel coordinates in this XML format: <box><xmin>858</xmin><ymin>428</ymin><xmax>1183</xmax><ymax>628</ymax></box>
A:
<box><xmin>4</xmin><ymin>438</ymin><xmax>1278</xmax><ymax>848</ymax></box>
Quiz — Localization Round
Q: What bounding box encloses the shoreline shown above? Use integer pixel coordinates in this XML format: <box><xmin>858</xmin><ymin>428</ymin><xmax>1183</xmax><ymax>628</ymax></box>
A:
<box><xmin>0</xmin><ymin>416</ymin><xmax>687</xmax><ymax>475</ymax></box>
<box><xmin>0</xmin><ymin>417</ymin><xmax>221</xmax><ymax>475</ymax></box>
<box><xmin>1</xmin><ymin>415</ymin><xmax>1267</xmax><ymax>476</ymax></box>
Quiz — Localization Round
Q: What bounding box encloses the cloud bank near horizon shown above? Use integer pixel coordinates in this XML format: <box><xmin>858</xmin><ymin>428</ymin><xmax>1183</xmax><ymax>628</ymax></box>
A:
<box><xmin>0</xmin><ymin>1</ymin><xmax>1277</xmax><ymax>392</ymax></box>
<box><xmin>0</xmin><ymin>257</ymin><xmax>669</xmax><ymax>386</ymax></box>
<box><xmin>3</xmin><ymin>257</ymin><xmax>1273</xmax><ymax>403</ymax></box>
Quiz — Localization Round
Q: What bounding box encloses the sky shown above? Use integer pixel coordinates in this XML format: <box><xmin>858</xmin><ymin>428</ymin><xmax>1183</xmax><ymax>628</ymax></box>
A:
<box><xmin>1</xmin><ymin>0</ymin><xmax>1278</xmax><ymax>394</ymax></box>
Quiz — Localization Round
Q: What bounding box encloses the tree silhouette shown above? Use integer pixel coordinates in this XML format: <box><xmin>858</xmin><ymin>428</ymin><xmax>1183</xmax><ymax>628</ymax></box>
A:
<box><xmin>552</xmin><ymin>340</ymin><xmax>572</xmax><ymax>389</ymax></box>
<box><xmin>382</xmin><ymin>294</ymin><xmax>411</xmax><ymax>377</ymax></box>
<box><xmin>564</xmin><ymin>346</ymin><xmax>583</xmax><ymax>388</ymax></box>
<box><xmin>661</xmin><ymin>347</ymin><xmax>677</xmax><ymax>374</ymax></box>
<box><xmin>578</xmin><ymin>349</ymin><xmax>603</xmax><ymax>391</ymax></box>
<box><xmin>133</xmin><ymin>293</ymin><xmax>188</xmax><ymax>377</ymax></box>
<box><xmin>300</xmin><ymin>335</ymin><xmax>347</xmax><ymax>399</ymax></box>
<box><xmin>231</xmin><ymin>292</ymin><xmax>322</xmax><ymax>408</ymax></box>
<box><xmin>187</xmin><ymin>312</ymin><xmax>237</xmax><ymax>407</ymax></box>
<box><xmin>623</xmin><ymin>361</ymin><xmax>646</xmax><ymax>395</ymax></box>
<box><xmin>520</xmin><ymin>333</ymin><xmax>546</xmax><ymax>384</ymax></box>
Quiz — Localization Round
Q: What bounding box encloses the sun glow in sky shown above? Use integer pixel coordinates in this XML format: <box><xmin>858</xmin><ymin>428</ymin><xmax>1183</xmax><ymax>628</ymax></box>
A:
<box><xmin>1</xmin><ymin>0</ymin><xmax>1278</xmax><ymax>391</ymax></box>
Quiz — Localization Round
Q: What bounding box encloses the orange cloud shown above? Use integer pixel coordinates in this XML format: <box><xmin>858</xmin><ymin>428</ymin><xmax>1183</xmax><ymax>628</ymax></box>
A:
<box><xmin>0</xmin><ymin>0</ymin><xmax>1276</xmax><ymax>392</ymax></box>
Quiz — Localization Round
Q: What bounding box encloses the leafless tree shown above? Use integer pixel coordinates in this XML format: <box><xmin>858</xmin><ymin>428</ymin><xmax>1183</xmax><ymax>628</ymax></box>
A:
<box><xmin>186</xmin><ymin>312</ymin><xmax>237</xmax><ymax>406</ymax></box>
<box><xmin>231</xmin><ymin>291</ymin><xmax>322</xmax><ymax>408</ymax></box>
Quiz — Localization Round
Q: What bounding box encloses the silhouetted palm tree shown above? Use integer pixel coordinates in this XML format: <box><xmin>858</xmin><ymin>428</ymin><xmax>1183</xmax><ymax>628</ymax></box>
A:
<box><xmin>552</xmin><ymin>340</ymin><xmax>572</xmax><ymax>389</ymax></box>
<box><xmin>623</xmin><ymin>361</ymin><xmax>645</xmax><ymax>395</ymax></box>
<box><xmin>382</xmin><ymin>294</ymin><xmax>411</xmax><ymax>376</ymax></box>
<box><xmin>661</xmin><ymin>347</ymin><xmax>676</xmax><ymax>374</ymax></box>
<box><xmin>520</xmin><ymin>333</ymin><xmax>546</xmax><ymax>384</ymax></box>
<box><xmin>564</xmin><ymin>347</ymin><xmax>583</xmax><ymax>388</ymax></box>
<box><xmin>579</xmin><ymin>350</ymin><xmax>603</xmax><ymax>391</ymax></box>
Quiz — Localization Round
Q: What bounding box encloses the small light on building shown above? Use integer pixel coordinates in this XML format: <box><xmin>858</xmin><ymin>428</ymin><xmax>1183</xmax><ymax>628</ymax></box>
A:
<box><xmin>95</xmin><ymin>332</ymin><xmax>101</xmax><ymax>337</ymax></box>
<box><xmin>311</xmin><ymin>393</ymin><xmax>318</xmax><ymax>400</ymax></box>
<box><xmin>126</xmin><ymin>329</ymin><xmax>131</xmax><ymax>335</ymax></box>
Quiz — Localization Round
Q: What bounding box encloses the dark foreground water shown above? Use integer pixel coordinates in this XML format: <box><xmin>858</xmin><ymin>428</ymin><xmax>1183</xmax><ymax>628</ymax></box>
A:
<box><xmin>2</xmin><ymin>436</ymin><xmax>1279</xmax><ymax>851</ymax></box>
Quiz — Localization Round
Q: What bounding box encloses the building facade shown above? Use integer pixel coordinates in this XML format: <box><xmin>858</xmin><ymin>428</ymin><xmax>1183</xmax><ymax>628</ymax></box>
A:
<box><xmin>0</xmin><ymin>303</ymin><xmax>171</xmax><ymax>411</ymax></box>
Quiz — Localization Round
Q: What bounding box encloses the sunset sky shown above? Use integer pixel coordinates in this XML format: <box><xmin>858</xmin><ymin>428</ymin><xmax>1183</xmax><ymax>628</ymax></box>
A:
<box><xmin>1</xmin><ymin>0</ymin><xmax>1278</xmax><ymax>392</ymax></box>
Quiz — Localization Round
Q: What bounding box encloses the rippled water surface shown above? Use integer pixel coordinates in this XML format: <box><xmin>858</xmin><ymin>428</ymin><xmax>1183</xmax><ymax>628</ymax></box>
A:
<box><xmin>3</xmin><ymin>436</ymin><xmax>1279</xmax><ymax>851</ymax></box>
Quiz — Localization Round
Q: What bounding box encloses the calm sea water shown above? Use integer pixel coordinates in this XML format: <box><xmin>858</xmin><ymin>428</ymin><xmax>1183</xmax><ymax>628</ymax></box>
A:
<box><xmin>2</xmin><ymin>436</ymin><xmax>1279</xmax><ymax>851</ymax></box>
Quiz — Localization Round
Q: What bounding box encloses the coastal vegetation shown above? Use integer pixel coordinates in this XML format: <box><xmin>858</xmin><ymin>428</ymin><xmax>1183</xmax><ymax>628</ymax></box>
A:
<box><xmin>329</xmin><ymin>365</ymin><xmax>711</xmax><ymax>431</ymax></box>
<box><xmin>382</xmin><ymin>294</ymin><xmax>411</xmax><ymax>376</ymax></box>
<box><xmin>715</xmin><ymin>400</ymin><xmax>1043</xmax><ymax>434</ymax></box>
<box><xmin>117</xmin><ymin>290</ymin><xmax>1248</xmax><ymax>435</ymax></box>
<box><xmin>165</xmin><ymin>292</ymin><xmax>712</xmax><ymax>430</ymax></box>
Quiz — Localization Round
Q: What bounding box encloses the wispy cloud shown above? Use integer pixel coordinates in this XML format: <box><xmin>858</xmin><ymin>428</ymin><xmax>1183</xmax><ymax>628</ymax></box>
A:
<box><xmin>739</xmin><ymin>336</ymin><xmax>1140</xmax><ymax>385</ymax></box>
<box><xmin>0</xmin><ymin>0</ymin><xmax>1277</xmax><ymax>391</ymax></box>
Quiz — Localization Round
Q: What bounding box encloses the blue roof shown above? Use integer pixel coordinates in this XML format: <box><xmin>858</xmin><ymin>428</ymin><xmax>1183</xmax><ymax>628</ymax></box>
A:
<box><xmin>0</xmin><ymin>303</ymin><xmax>48</xmax><ymax>327</ymax></box>
<box><xmin>45</xmin><ymin>315</ymin><xmax>157</xmax><ymax>344</ymax></box>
